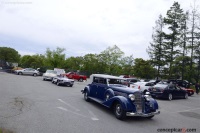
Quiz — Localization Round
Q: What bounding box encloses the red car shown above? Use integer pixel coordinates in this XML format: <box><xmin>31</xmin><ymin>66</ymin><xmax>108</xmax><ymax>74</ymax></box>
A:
<box><xmin>63</xmin><ymin>72</ymin><xmax>87</xmax><ymax>82</ymax></box>
<box><xmin>180</xmin><ymin>87</ymin><xmax>194</xmax><ymax>96</ymax></box>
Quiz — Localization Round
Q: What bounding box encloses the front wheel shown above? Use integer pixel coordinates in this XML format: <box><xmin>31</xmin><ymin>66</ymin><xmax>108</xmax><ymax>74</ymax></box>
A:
<box><xmin>84</xmin><ymin>91</ymin><xmax>90</xmax><ymax>102</ymax></box>
<box><xmin>114</xmin><ymin>102</ymin><xmax>126</xmax><ymax>120</ymax></box>
<box><xmin>56</xmin><ymin>81</ymin><xmax>60</xmax><ymax>86</ymax></box>
<box><xmin>33</xmin><ymin>73</ymin><xmax>37</xmax><ymax>77</ymax></box>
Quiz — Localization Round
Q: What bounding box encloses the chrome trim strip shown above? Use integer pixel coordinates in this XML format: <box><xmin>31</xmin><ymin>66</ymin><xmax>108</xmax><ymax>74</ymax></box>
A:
<box><xmin>126</xmin><ymin>110</ymin><xmax>160</xmax><ymax>117</ymax></box>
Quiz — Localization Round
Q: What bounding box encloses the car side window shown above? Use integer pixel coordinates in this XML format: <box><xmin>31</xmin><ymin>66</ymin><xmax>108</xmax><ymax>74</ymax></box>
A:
<box><xmin>99</xmin><ymin>78</ymin><xmax>106</xmax><ymax>84</ymax></box>
<box><xmin>93</xmin><ymin>77</ymin><xmax>99</xmax><ymax>83</ymax></box>
<box><xmin>169</xmin><ymin>85</ymin><xmax>174</xmax><ymax>90</ymax></box>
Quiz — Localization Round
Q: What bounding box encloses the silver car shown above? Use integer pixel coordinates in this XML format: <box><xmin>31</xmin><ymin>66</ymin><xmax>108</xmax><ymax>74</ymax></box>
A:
<box><xmin>52</xmin><ymin>75</ymin><xmax>74</xmax><ymax>87</ymax></box>
<box><xmin>43</xmin><ymin>70</ymin><xmax>57</xmax><ymax>81</ymax></box>
<box><xmin>15</xmin><ymin>68</ymin><xmax>39</xmax><ymax>76</ymax></box>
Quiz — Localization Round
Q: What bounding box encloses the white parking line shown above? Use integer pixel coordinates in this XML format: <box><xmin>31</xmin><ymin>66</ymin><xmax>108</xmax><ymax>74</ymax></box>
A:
<box><xmin>88</xmin><ymin>110</ymin><xmax>99</xmax><ymax>121</ymax></box>
<box><xmin>56</xmin><ymin>106</ymin><xmax>87</xmax><ymax>118</ymax></box>
<box><xmin>58</xmin><ymin>99</ymin><xmax>80</xmax><ymax>112</ymax></box>
<box><xmin>57</xmin><ymin>107</ymin><xmax>68</xmax><ymax>111</ymax></box>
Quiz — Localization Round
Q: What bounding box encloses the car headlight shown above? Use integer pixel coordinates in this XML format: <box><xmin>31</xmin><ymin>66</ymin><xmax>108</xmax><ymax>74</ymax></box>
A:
<box><xmin>129</xmin><ymin>94</ymin><xmax>135</xmax><ymax>101</ymax></box>
<box><xmin>144</xmin><ymin>95</ymin><xmax>151</xmax><ymax>101</ymax></box>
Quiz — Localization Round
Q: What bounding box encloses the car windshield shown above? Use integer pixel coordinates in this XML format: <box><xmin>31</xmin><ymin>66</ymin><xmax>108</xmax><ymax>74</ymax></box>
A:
<box><xmin>154</xmin><ymin>84</ymin><xmax>168</xmax><ymax>88</ymax></box>
<box><xmin>108</xmin><ymin>78</ymin><xmax>123</xmax><ymax>85</ymax></box>
<box><xmin>46</xmin><ymin>70</ymin><xmax>57</xmax><ymax>74</ymax></box>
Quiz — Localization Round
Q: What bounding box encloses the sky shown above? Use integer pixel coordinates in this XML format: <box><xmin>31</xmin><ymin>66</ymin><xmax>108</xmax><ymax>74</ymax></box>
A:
<box><xmin>0</xmin><ymin>0</ymin><xmax>198</xmax><ymax>59</ymax></box>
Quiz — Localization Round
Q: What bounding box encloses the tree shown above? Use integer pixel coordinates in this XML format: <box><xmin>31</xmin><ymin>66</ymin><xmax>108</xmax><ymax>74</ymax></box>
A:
<box><xmin>45</xmin><ymin>47</ymin><xmax>66</xmax><ymax>68</ymax></box>
<box><xmin>82</xmin><ymin>54</ymin><xmax>99</xmax><ymax>75</ymax></box>
<box><xmin>147</xmin><ymin>14</ymin><xmax>166</xmax><ymax>79</ymax></box>
<box><xmin>179</xmin><ymin>11</ymin><xmax>189</xmax><ymax>80</ymax></box>
<box><xmin>0</xmin><ymin>47</ymin><xmax>20</xmax><ymax>63</ymax></box>
<box><xmin>187</xmin><ymin>1</ymin><xmax>200</xmax><ymax>82</ymax></box>
<box><xmin>99</xmin><ymin>45</ymin><xmax>124</xmax><ymax>75</ymax></box>
<box><xmin>133</xmin><ymin>58</ymin><xmax>156</xmax><ymax>79</ymax></box>
<box><xmin>64</xmin><ymin>56</ymin><xmax>84</xmax><ymax>71</ymax></box>
<box><xmin>163</xmin><ymin>2</ymin><xmax>185</xmax><ymax>77</ymax></box>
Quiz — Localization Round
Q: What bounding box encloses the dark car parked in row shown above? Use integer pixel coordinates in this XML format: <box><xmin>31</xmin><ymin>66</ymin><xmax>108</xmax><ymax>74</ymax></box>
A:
<box><xmin>149</xmin><ymin>83</ymin><xmax>188</xmax><ymax>101</ymax></box>
<box><xmin>81</xmin><ymin>74</ymin><xmax>160</xmax><ymax>120</ymax></box>
<box><xmin>167</xmin><ymin>79</ymin><xmax>191</xmax><ymax>88</ymax></box>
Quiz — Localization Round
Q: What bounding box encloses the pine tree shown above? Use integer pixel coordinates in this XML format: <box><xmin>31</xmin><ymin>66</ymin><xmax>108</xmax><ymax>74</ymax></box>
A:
<box><xmin>163</xmin><ymin>1</ymin><xmax>185</xmax><ymax>78</ymax></box>
<box><xmin>147</xmin><ymin>15</ymin><xmax>165</xmax><ymax>79</ymax></box>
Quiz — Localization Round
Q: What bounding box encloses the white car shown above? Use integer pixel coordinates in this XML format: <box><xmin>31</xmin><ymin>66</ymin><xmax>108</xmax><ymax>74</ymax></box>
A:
<box><xmin>43</xmin><ymin>70</ymin><xmax>57</xmax><ymax>81</ymax></box>
<box><xmin>52</xmin><ymin>75</ymin><xmax>74</xmax><ymax>87</ymax></box>
<box><xmin>129</xmin><ymin>82</ymin><xmax>155</xmax><ymax>92</ymax></box>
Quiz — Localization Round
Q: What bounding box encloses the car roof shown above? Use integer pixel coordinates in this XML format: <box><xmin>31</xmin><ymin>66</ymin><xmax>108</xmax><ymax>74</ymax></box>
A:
<box><xmin>90</xmin><ymin>74</ymin><xmax>125</xmax><ymax>80</ymax></box>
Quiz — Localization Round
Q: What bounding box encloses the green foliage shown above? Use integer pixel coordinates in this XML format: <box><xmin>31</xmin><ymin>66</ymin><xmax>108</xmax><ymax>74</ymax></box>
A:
<box><xmin>20</xmin><ymin>54</ymin><xmax>45</xmax><ymax>69</ymax></box>
<box><xmin>0</xmin><ymin>47</ymin><xmax>20</xmax><ymax>63</ymax></box>
<box><xmin>45</xmin><ymin>47</ymin><xmax>65</xmax><ymax>68</ymax></box>
<box><xmin>163</xmin><ymin>1</ymin><xmax>185</xmax><ymax>77</ymax></box>
<box><xmin>133</xmin><ymin>58</ymin><xmax>156</xmax><ymax>79</ymax></box>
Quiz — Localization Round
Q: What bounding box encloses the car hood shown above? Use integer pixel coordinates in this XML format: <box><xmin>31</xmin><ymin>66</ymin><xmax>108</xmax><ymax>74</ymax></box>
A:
<box><xmin>108</xmin><ymin>84</ymin><xmax>139</xmax><ymax>94</ymax></box>
<box><xmin>43</xmin><ymin>73</ymin><xmax>57</xmax><ymax>77</ymax></box>
<box><xmin>58</xmin><ymin>77</ymin><xmax>74</xmax><ymax>81</ymax></box>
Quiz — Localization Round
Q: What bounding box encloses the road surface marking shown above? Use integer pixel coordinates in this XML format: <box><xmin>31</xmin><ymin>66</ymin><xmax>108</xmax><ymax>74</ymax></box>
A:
<box><xmin>58</xmin><ymin>99</ymin><xmax>80</xmax><ymax>111</ymax></box>
<box><xmin>88</xmin><ymin>110</ymin><xmax>99</xmax><ymax>121</ymax></box>
<box><xmin>57</xmin><ymin>106</ymin><xmax>87</xmax><ymax>118</ymax></box>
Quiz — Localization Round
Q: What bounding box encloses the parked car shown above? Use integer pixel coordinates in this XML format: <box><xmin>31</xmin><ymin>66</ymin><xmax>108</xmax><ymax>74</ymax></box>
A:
<box><xmin>167</xmin><ymin>79</ymin><xmax>191</xmax><ymax>88</ymax></box>
<box><xmin>149</xmin><ymin>84</ymin><xmax>188</xmax><ymax>100</ymax></box>
<box><xmin>52</xmin><ymin>75</ymin><xmax>74</xmax><ymax>87</ymax></box>
<box><xmin>15</xmin><ymin>68</ymin><xmax>39</xmax><ymax>76</ymax></box>
<box><xmin>63</xmin><ymin>72</ymin><xmax>87</xmax><ymax>82</ymax></box>
<box><xmin>43</xmin><ymin>70</ymin><xmax>57</xmax><ymax>81</ymax></box>
<box><xmin>122</xmin><ymin>78</ymin><xmax>140</xmax><ymax>87</ymax></box>
<box><xmin>81</xmin><ymin>74</ymin><xmax>160</xmax><ymax>120</ymax></box>
<box><xmin>129</xmin><ymin>82</ymin><xmax>155</xmax><ymax>92</ymax></box>
<box><xmin>180</xmin><ymin>87</ymin><xmax>194</xmax><ymax>96</ymax></box>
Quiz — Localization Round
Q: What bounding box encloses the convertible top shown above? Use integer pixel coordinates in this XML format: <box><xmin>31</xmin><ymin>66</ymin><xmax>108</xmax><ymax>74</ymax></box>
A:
<box><xmin>89</xmin><ymin>74</ymin><xmax>125</xmax><ymax>83</ymax></box>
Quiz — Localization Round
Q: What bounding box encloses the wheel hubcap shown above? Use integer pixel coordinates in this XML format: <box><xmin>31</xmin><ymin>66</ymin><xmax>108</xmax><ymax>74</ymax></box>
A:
<box><xmin>85</xmin><ymin>92</ymin><xmax>88</xmax><ymax>99</ymax></box>
<box><xmin>169</xmin><ymin>94</ymin><xmax>172</xmax><ymax>100</ymax></box>
<box><xmin>116</xmin><ymin>104</ymin><xmax>122</xmax><ymax>115</ymax></box>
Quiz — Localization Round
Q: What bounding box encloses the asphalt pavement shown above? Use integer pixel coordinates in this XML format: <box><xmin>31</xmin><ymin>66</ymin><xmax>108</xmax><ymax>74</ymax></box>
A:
<box><xmin>0</xmin><ymin>72</ymin><xmax>200</xmax><ymax>133</ymax></box>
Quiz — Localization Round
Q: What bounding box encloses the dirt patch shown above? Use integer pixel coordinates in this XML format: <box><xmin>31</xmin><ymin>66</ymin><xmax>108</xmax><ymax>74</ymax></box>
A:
<box><xmin>179</xmin><ymin>112</ymin><xmax>200</xmax><ymax>119</ymax></box>
<box><xmin>0</xmin><ymin>128</ymin><xmax>15</xmax><ymax>133</ymax></box>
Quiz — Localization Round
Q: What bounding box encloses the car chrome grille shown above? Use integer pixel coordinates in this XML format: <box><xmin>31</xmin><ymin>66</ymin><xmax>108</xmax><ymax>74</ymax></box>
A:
<box><xmin>134</xmin><ymin>92</ymin><xmax>142</xmax><ymax>113</ymax></box>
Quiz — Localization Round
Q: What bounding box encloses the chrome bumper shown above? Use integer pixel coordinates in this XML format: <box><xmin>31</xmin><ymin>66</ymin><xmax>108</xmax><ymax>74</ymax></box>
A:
<box><xmin>126</xmin><ymin>110</ymin><xmax>160</xmax><ymax>117</ymax></box>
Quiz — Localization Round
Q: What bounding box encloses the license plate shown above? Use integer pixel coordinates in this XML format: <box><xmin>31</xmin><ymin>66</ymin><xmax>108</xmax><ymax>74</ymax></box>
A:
<box><xmin>153</xmin><ymin>89</ymin><xmax>156</xmax><ymax>91</ymax></box>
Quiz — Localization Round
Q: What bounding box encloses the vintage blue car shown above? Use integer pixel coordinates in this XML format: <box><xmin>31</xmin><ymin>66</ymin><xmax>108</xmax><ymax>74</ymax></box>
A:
<box><xmin>81</xmin><ymin>74</ymin><xmax>160</xmax><ymax>120</ymax></box>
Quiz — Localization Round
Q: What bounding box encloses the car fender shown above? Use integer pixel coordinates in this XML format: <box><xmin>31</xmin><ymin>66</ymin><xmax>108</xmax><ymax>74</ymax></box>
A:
<box><xmin>102</xmin><ymin>96</ymin><xmax>135</xmax><ymax>112</ymax></box>
<box><xmin>83</xmin><ymin>85</ymin><xmax>90</xmax><ymax>95</ymax></box>
<box><xmin>104</xmin><ymin>88</ymin><xmax>115</xmax><ymax>98</ymax></box>
<box><xmin>148</xmin><ymin>98</ymin><xmax>159</xmax><ymax>110</ymax></box>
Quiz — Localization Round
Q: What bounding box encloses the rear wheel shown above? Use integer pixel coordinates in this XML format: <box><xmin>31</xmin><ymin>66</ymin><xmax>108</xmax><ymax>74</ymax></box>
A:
<box><xmin>114</xmin><ymin>102</ymin><xmax>126</xmax><ymax>120</ymax></box>
<box><xmin>18</xmin><ymin>72</ymin><xmax>22</xmax><ymax>75</ymax></box>
<box><xmin>79</xmin><ymin>78</ymin><xmax>83</xmax><ymax>82</ymax></box>
<box><xmin>168</xmin><ymin>93</ymin><xmax>172</xmax><ymax>101</ymax></box>
<box><xmin>184</xmin><ymin>93</ymin><xmax>188</xmax><ymax>99</ymax></box>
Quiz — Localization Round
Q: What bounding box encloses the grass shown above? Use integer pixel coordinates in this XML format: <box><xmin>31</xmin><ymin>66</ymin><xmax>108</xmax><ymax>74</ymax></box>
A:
<box><xmin>0</xmin><ymin>128</ymin><xmax>14</xmax><ymax>133</ymax></box>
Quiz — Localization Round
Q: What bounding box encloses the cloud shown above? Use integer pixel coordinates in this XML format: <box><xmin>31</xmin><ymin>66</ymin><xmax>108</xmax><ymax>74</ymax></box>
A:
<box><xmin>0</xmin><ymin>0</ymin><xmax>197</xmax><ymax>59</ymax></box>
